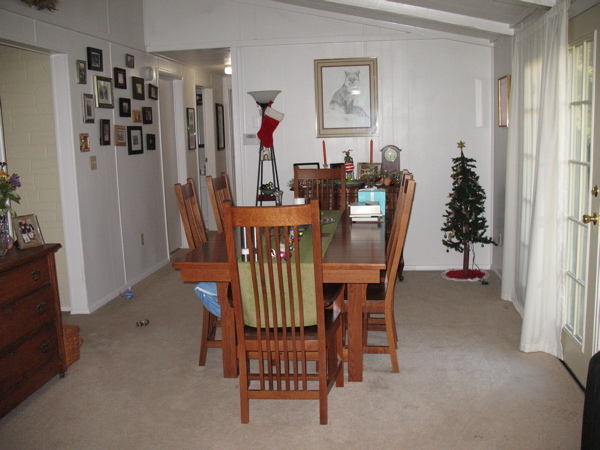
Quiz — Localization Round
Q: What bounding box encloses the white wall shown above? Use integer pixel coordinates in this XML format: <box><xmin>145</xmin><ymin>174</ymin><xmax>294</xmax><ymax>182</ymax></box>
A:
<box><xmin>146</xmin><ymin>0</ymin><xmax>496</xmax><ymax>271</ymax></box>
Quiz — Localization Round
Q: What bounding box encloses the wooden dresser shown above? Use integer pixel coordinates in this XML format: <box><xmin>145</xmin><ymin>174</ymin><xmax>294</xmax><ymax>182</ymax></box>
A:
<box><xmin>0</xmin><ymin>244</ymin><xmax>65</xmax><ymax>419</ymax></box>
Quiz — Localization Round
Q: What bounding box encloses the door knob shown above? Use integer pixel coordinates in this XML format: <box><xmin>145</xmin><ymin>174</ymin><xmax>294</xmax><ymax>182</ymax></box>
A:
<box><xmin>583</xmin><ymin>212</ymin><xmax>599</xmax><ymax>225</ymax></box>
<box><xmin>592</xmin><ymin>185</ymin><xmax>599</xmax><ymax>197</ymax></box>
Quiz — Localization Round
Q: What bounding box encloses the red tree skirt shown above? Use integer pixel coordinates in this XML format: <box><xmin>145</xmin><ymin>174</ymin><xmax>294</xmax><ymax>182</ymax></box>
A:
<box><xmin>442</xmin><ymin>269</ymin><xmax>489</xmax><ymax>282</ymax></box>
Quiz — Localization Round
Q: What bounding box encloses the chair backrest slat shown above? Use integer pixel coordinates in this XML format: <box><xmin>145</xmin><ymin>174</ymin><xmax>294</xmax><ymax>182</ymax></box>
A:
<box><xmin>174</xmin><ymin>178</ymin><xmax>207</xmax><ymax>249</ymax></box>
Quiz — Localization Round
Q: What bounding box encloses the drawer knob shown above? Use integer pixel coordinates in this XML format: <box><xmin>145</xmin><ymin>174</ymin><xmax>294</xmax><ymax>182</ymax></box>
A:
<box><xmin>0</xmin><ymin>276</ymin><xmax>6</xmax><ymax>284</ymax></box>
<box><xmin>39</xmin><ymin>340</ymin><xmax>51</xmax><ymax>353</ymax></box>
<box><xmin>4</xmin><ymin>307</ymin><xmax>12</xmax><ymax>316</ymax></box>
<box><xmin>36</xmin><ymin>302</ymin><xmax>47</xmax><ymax>315</ymax></box>
<box><xmin>31</xmin><ymin>270</ymin><xmax>42</xmax><ymax>281</ymax></box>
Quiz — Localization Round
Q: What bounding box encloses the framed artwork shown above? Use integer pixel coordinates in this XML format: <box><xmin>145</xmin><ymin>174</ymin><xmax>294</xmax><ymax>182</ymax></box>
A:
<box><xmin>115</xmin><ymin>125</ymin><xmax>126</xmax><ymax>146</ymax></box>
<box><xmin>82</xmin><ymin>93</ymin><xmax>95</xmax><ymax>123</ymax></box>
<box><xmin>187</xmin><ymin>107</ymin><xmax>196</xmax><ymax>150</ymax></box>
<box><xmin>126</xmin><ymin>54</ymin><xmax>135</xmax><ymax>68</ymax></box>
<box><xmin>12</xmin><ymin>214</ymin><xmax>44</xmax><ymax>249</ymax></box>
<box><xmin>132</xmin><ymin>76</ymin><xmax>145</xmax><ymax>100</ymax></box>
<box><xmin>113</xmin><ymin>67</ymin><xmax>127</xmax><ymax>89</ymax></box>
<box><xmin>94</xmin><ymin>76</ymin><xmax>114</xmax><ymax>108</ymax></box>
<box><xmin>87</xmin><ymin>47</ymin><xmax>103</xmax><ymax>71</ymax></box>
<box><xmin>216</xmin><ymin>103</ymin><xmax>225</xmax><ymax>150</ymax></box>
<box><xmin>314</xmin><ymin>57</ymin><xmax>378</xmax><ymax>138</ymax></box>
<box><xmin>146</xmin><ymin>133</ymin><xmax>156</xmax><ymax>150</ymax></box>
<box><xmin>142</xmin><ymin>107</ymin><xmax>153</xmax><ymax>124</ymax></box>
<box><xmin>100</xmin><ymin>119</ymin><xmax>111</xmax><ymax>145</ymax></box>
<box><xmin>76</xmin><ymin>60</ymin><xmax>87</xmax><ymax>84</ymax></box>
<box><xmin>127</xmin><ymin>126</ymin><xmax>143</xmax><ymax>155</ymax></box>
<box><xmin>148</xmin><ymin>84</ymin><xmax>158</xmax><ymax>100</ymax></box>
<box><xmin>119</xmin><ymin>98</ymin><xmax>131</xmax><ymax>117</ymax></box>
<box><xmin>132</xmin><ymin>110</ymin><xmax>142</xmax><ymax>123</ymax></box>
<box><xmin>79</xmin><ymin>133</ymin><xmax>90</xmax><ymax>152</ymax></box>
<box><xmin>498</xmin><ymin>74</ymin><xmax>511</xmax><ymax>127</ymax></box>
<box><xmin>356</xmin><ymin>162</ymin><xmax>381</xmax><ymax>180</ymax></box>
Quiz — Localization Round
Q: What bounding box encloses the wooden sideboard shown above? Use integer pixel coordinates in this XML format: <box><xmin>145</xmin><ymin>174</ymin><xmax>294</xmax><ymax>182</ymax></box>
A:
<box><xmin>0</xmin><ymin>244</ymin><xmax>65</xmax><ymax>419</ymax></box>
<box><xmin>295</xmin><ymin>184</ymin><xmax>399</xmax><ymax>213</ymax></box>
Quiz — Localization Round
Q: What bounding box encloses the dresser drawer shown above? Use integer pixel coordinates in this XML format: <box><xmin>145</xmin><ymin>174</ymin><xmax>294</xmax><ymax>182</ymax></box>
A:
<box><xmin>0</xmin><ymin>286</ymin><xmax>57</xmax><ymax>350</ymax></box>
<box><xmin>0</xmin><ymin>325</ymin><xmax>59</xmax><ymax>398</ymax></box>
<box><xmin>0</xmin><ymin>257</ymin><xmax>51</xmax><ymax>303</ymax></box>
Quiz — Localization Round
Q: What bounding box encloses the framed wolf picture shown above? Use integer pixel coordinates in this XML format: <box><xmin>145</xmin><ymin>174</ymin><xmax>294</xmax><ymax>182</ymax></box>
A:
<box><xmin>314</xmin><ymin>57</ymin><xmax>378</xmax><ymax>138</ymax></box>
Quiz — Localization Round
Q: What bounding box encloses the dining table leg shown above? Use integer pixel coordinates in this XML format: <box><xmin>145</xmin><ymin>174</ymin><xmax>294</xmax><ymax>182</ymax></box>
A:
<box><xmin>347</xmin><ymin>282</ymin><xmax>367</xmax><ymax>382</ymax></box>
<box><xmin>217</xmin><ymin>282</ymin><xmax>238</xmax><ymax>378</ymax></box>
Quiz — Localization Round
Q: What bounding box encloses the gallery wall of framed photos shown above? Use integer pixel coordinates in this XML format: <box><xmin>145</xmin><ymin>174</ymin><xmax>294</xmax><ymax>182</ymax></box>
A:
<box><xmin>79</xmin><ymin>47</ymin><xmax>159</xmax><ymax>156</ymax></box>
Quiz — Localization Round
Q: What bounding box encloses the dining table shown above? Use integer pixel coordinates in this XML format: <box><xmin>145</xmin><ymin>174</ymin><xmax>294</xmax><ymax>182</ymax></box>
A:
<box><xmin>172</xmin><ymin>209</ymin><xmax>387</xmax><ymax>382</ymax></box>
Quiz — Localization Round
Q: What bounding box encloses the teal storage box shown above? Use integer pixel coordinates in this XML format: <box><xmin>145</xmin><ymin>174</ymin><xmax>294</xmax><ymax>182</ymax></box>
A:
<box><xmin>358</xmin><ymin>189</ymin><xmax>386</xmax><ymax>216</ymax></box>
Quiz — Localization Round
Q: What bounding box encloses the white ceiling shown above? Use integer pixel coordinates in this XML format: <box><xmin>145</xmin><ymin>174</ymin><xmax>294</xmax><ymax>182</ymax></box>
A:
<box><xmin>154</xmin><ymin>0</ymin><xmax>598</xmax><ymax>73</ymax></box>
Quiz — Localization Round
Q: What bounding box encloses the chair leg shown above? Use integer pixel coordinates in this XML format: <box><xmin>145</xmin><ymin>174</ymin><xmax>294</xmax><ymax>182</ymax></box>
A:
<box><xmin>198</xmin><ymin>306</ymin><xmax>211</xmax><ymax>366</ymax></box>
<box><xmin>385</xmin><ymin>312</ymin><xmax>400</xmax><ymax>373</ymax></box>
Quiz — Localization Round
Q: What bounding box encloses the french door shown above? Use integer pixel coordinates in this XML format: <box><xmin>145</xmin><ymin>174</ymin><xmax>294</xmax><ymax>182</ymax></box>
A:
<box><xmin>562</xmin><ymin>23</ymin><xmax>599</xmax><ymax>387</ymax></box>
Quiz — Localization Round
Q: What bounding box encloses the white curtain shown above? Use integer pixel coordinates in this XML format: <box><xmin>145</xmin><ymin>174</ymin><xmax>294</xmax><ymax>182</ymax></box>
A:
<box><xmin>501</xmin><ymin>0</ymin><xmax>569</xmax><ymax>358</ymax></box>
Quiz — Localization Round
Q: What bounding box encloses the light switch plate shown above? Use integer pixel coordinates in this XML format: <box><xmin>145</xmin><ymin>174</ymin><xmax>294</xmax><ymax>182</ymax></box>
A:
<box><xmin>90</xmin><ymin>155</ymin><xmax>97</xmax><ymax>170</ymax></box>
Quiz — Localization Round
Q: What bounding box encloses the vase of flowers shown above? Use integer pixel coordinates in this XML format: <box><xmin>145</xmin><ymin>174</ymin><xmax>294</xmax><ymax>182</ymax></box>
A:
<box><xmin>0</xmin><ymin>162</ymin><xmax>21</xmax><ymax>255</ymax></box>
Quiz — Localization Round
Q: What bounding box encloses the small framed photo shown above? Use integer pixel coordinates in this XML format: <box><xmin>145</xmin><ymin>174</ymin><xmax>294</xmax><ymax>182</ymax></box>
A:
<box><xmin>87</xmin><ymin>47</ymin><xmax>103</xmax><ymax>71</ymax></box>
<box><xmin>132</xmin><ymin>110</ymin><xmax>142</xmax><ymax>123</ymax></box>
<box><xmin>132</xmin><ymin>76</ymin><xmax>145</xmax><ymax>100</ymax></box>
<box><xmin>186</xmin><ymin>107</ymin><xmax>196</xmax><ymax>150</ymax></box>
<box><xmin>216</xmin><ymin>103</ymin><xmax>225</xmax><ymax>150</ymax></box>
<box><xmin>94</xmin><ymin>75</ymin><xmax>114</xmax><ymax>108</ymax></box>
<box><xmin>82</xmin><ymin>93</ymin><xmax>95</xmax><ymax>123</ymax></box>
<box><xmin>76</xmin><ymin>60</ymin><xmax>87</xmax><ymax>84</ymax></box>
<box><xmin>142</xmin><ymin>107</ymin><xmax>153</xmax><ymax>124</ymax></box>
<box><xmin>100</xmin><ymin>119</ymin><xmax>111</xmax><ymax>145</ymax></box>
<box><xmin>146</xmin><ymin>133</ymin><xmax>156</xmax><ymax>150</ymax></box>
<box><xmin>314</xmin><ymin>57</ymin><xmax>378</xmax><ymax>137</ymax></box>
<box><xmin>79</xmin><ymin>133</ymin><xmax>90</xmax><ymax>152</ymax></box>
<box><xmin>119</xmin><ymin>98</ymin><xmax>131</xmax><ymax>117</ymax></box>
<box><xmin>12</xmin><ymin>214</ymin><xmax>44</xmax><ymax>249</ymax></box>
<box><xmin>126</xmin><ymin>54</ymin><xmax>135</xmax><ymax>68</ymax></box>
<box><xmin>498</xmin><ymin>74</ymin><xmax>511</xmax><ymax>127</ymax></box>
<box><xmin>115</xmin><ymin>125</ymin><xmax>126</xmax><ymax>146</ymax></box>
<box><xmin>127</xmin><ymin>126</ymin><xmax>144</xmax><ymax>155</ymax></box>
<box><xmin>148</xmin><ymin>84</ymin><xmax>158</xmax><ymax>100</ymax></box>
<box><xmin>357</xmin><ymin>162</ymin><xmax>381</xmax><ymax>180</ymax></box>
<box><xmin>113</xmin><ymin>67</ymin><xmax>127</xmax><ymax>89</ymax></box>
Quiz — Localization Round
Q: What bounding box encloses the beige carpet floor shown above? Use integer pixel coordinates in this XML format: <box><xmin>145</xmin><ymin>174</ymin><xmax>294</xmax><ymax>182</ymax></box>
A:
<box><xmin>0</xmin><ymin>254</ymin><xmax>585</xmax><ymax>449</ymax></box>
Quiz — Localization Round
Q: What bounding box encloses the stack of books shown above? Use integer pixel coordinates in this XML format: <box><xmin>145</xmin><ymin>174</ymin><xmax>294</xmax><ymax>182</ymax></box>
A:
<box><xmin>349</xmin><ymin>201</ymin><xmax>383</xmax><ymax>222</ymax></box>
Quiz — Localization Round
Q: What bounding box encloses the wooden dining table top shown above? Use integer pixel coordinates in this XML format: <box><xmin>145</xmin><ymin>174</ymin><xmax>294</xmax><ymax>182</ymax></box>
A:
<box><xmin>173</xmin><ymin>210</ymin><xmax>387</xmax><ymax>381</ymax></box>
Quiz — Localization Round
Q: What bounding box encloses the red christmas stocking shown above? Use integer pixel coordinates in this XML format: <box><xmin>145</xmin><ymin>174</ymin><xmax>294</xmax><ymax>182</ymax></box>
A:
<box><xmin>257</xmin><ymin>106</ymin><xmax>284</xmax><ymax>148</ymax></box>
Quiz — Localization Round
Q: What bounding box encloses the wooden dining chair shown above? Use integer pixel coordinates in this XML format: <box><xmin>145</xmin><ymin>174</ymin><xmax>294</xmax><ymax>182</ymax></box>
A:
<box><xmin>362</xmin><ymin>178</ymin><xmax>416</xmax><ymax>373</ymax></box>
<box><xmin>222</xmin><ymin>200</ymin><xmax>344</xmax><ymax>424</ymax></box>
<box><xmin>174</xmin><ymin>178</ymin><xmax>221</xmax><ymax>366</ymax></box>
<box><xmin>206</xmin><ymin>172</ymin><xmax>234</xmax><ymax>232</ymax></box>
<box><xmin>387</xmin><ymin>170</ymin><xmax>413</xmax><ymax>281</ymax></box>
<box><xmin>294</xmin><ymin>166</ymin><xmax>346</xmax><ymax>210</ymax></box>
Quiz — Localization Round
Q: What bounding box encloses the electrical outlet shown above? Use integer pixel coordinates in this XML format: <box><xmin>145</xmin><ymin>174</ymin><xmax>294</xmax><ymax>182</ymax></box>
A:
<box><xmin>140</xmin><ymin>233</ymin><xmax>144</xmax><ymax>245</ymax></box>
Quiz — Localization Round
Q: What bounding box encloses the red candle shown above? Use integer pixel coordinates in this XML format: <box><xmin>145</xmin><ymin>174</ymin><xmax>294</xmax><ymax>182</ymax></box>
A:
<box><xmin>369</xmin><ymin>140</ymin><xmax>373</xmax><ymax>165</ymax></box>
<box><xmin>322</xmin><ymin>140</ymin><xmax>327</xmax><ymax>166</ymax></box>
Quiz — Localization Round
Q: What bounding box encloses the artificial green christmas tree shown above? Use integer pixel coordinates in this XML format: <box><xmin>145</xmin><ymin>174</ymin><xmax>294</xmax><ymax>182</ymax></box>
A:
<box><xmin>441</xmin><ymin>141</ymin><xmax>495</xmax><ymax>278</ymax></box>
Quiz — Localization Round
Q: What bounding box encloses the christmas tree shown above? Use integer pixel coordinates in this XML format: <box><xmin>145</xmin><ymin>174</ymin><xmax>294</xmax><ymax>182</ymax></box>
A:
<box><xmin>441</xmin><ymin>141</ymin><xmax>495</xmax><ymax>277</ymax></box>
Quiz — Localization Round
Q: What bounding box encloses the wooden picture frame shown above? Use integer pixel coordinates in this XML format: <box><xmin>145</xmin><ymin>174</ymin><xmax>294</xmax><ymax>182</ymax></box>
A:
<box><xmin>146</xmin><ymin>134</ymin><xmax>156</xmax><ymax>150</ymax></box>
<box><xmin>148</xmin><ymin>84</ymin><xmax>158</xmax><ymax>100</ymax></box>
<box><xmin>100</xmin><ymin>119</ymin><xmax>111</xmax><ymax>145</ymax></box>
<box><xmin>12</xmin><ymin>214</ymin><xmax>44</xmax><ymax>249</ymax></box>
<box><xmin>216</xmin><ymin>103</ymin><xmax>225</xmax><ymax>150</ymax></box>
<box><xmin>314</xmin><ymin>57</ymin><xmax>378</xmax><ymax>138</ymax></box>
<box><xmin>132</xmin><ymin>76</ymin><xmax>145</xmax><ymax>100</ymax></box>
<box><xmin>498</xmin><ymin>74</ymin><xmax>511</xmax><ymax>127</ymax></box>
<box><xmin>127</xmin><ymin>126</ymin><xmax>143</xmax><ymax>155</ymax></box>
<box><xmin>187</xmin><ymin>107</ymin><xmax>196</xmax><ymax>150</ymax></box>
<box><xmin>119</xmin><ymin>98</ymin><xmax>131</xmax><ymax>117</ymax></box>
<box><xmin>94</xmin><ymin>75</ymin><xmax>114</xmax><ymax>108</ymax></box>
<box><xmin>113</xmin><ymin>67</ymin><xmax>127</xmax><ymax>89</ymax></box>
<box><xmin>87</xmin><ymin>47</ymin><xmax>103</xmax><ymax>71</ymax></box>
<box><xmin>76</xmin><ymin>60</ymin><xmax>87</xmax><ymax>84</ymax></box>
<box><xmin>115</xmin><ymin>125</ymin><xmax>126</xmax><ymax>146</ymax></box>
<box><xmin>142</xmin><ymin>107</ymin><xmax>153</xmax><ymax>124</ymax></box>
<box><xmin>82</xmin><ymin>93</ymin><xmax>95</xmax><ymax>123</ymax></box>
<box><xmin>126</xmin><ymin>54</ymin><xmax>135</xmax><ymax>68</ymax></box>
<box><xmin>79</xmin><ymin>133</ymin><xmax>90</xmax><ymax>152</ymax></box>
<box><xmin>132</xmin><ymin>110</ymin><xmax>142</xmax><ymax>123</ymax></box>
<box><xmin>357</xmin><ymin>162</ymin><xmax>381</xmax><ymax>180</ymax></box>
